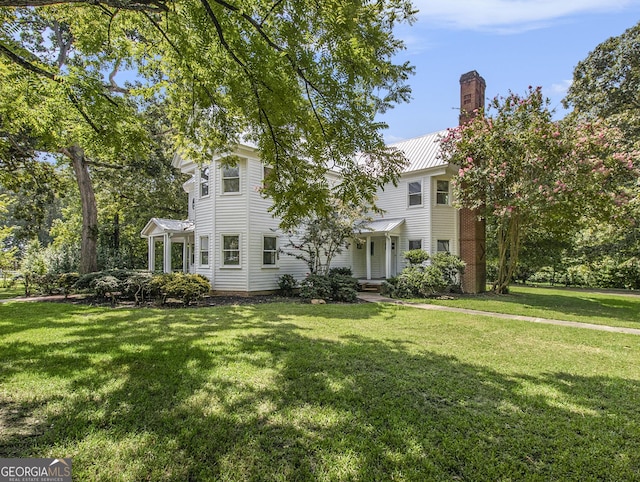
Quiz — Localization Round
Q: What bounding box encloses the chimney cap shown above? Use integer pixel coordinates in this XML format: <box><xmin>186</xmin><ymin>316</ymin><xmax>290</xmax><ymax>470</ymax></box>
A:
<box><xmin>460</xmin><ymin>70</ymin><xmax>486</xmax><ymax>86</ymax></box>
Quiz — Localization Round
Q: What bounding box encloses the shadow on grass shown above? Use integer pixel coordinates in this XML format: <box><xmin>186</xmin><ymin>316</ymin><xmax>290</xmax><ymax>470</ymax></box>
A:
<box><xmin>0</xmin><ymin>303</ymin><xmax>638</xmax><ymax>480</ymax></box>
<box><xmin>466</xmin><ymin>288</ymin><xmax>640</xmax><ymax>325</ymax></box>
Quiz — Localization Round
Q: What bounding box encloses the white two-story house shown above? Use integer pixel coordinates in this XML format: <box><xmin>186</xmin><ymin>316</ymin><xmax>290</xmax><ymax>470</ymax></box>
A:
<box><xmin>141</xmin><ymin>71</ymin><xmax>487</xmax><ymax>294</ymax></box>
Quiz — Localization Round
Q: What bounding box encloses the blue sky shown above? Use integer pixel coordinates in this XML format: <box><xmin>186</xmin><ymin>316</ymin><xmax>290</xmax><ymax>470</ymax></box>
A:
<box><xmin>380</xmin><ymin>0</ymin><xmax>640</xmax><ymax>143</ymax></box>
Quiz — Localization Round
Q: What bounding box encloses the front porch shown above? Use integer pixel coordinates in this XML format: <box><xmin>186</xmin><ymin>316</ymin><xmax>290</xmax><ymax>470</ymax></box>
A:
<box><xmin>140</xmin><ymin>218</ymin><xmax>195</xmax><ymax>273</ymax></box>
<box><xmin>353</xmin><ymin>218</ymin><xmax>405</xmax><ymax>282</ymax></box>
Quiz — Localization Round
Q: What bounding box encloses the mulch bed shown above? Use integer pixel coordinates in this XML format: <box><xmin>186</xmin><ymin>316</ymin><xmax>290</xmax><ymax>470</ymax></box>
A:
<box><xmin>4</xmin><ymin>293</ymin><xmax>364</xmax><ymax>308</ymax></box>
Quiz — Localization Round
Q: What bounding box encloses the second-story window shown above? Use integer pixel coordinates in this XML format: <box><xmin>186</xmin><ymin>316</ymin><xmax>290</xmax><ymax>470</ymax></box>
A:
<box><xmin>200</xmin><ymin>166</ymin><xmax>209</xmax><ymax>197</ymax></box>
<box><xmin>408</xmin><ymin>181</ymin><xmax>422</xmax><ymax>206</ymax></box>
<box><xmin>436</xmin><ymin>180</ymin><xmax>450</xmax><ymax>205</ymax></box>
<box><xmin>222</xmin><ymin>166</ymin><xmax>240</xmax><ymax>193</ymax></box>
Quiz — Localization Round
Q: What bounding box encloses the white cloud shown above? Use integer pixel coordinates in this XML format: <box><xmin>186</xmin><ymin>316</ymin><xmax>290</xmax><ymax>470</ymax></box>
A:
<box><xmin>413</xmin><ymin>0</ymin><xmax>633</xmax><ymax>33</ymax></box>
<box><xmin>550</xmin><ymin>79</ymin><xmax>572</xmax><ymax>94</ymax></box>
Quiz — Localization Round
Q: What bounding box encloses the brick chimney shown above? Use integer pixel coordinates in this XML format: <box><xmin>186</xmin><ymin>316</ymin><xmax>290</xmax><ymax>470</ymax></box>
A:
<box><xmin>458</xmin><ymin>71</ymin><xmax>487</xmax><ymax>293</ymax></box>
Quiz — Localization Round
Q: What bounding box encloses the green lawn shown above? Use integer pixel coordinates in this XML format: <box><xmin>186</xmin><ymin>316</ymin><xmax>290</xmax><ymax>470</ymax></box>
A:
<box><xmin>409</xmin><ymin>285</ymin><xmax>640</xmax><ymax>330</ymax></box>
<box><xmin>0</xmin><ymin>282</ymin><xmax>24</xmax><ymax>300</ymax></box>
<box><xmin>1</xmin><ymin>301</ymin><xmax>639</xmax><ymax>480</ymax></box>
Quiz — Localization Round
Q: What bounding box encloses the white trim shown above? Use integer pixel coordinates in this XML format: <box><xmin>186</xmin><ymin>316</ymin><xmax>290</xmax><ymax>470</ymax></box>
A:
<box><xmin>221</xmin><ymin>233</ymin><xmax>242</xmax><ymax>268</ymax></box>
<box><xmin>199</xmin><ymin>235</ymin><xmax>210</xmax><ymax>267</ymax></box>
<box><xmin>407</xmin><ymin>180</ymin><xmax>423</xmax><ymax>208</ymax></box>
<box><xmin>262</xmin><ymin>233</ymin><xmax>279</xmax><ymax>268</ymax></box>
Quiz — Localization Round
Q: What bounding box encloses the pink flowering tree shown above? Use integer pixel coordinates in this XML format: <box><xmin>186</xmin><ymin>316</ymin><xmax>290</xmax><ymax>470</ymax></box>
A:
<box><xmin>440</xmin><ymin>87</ymin><xmax>638</xmax><ymax>294</ymax></box>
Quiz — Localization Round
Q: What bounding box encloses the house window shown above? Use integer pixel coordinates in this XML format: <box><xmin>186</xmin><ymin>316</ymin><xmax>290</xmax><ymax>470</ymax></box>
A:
<box><xmin>263</xmin><ymin>235</ymin><xmax>278</xmax><ymax>266</ymax></box>
<box><xmin>222</xmin><ymin>166</ymin><xmax>240</xmax><ymax>193</ymax></box>
<box><xmin>263</xmin><ymin>164</ymin><xmax>273</xmax><ymax>191</ymax></box>
<box><xmin>408</xmin><ymin>239</ymin><xmax>422</xmax><ymax>250</ymax></box>
<box><xmin>408</xmin><ymin>181</ymin><xmax>422</xmax><ymax>206</ymax></box>
<box><xmin>200</xmin><ymin>236</ymin><xmax>209</xmax><ymax>266</ymax></box>
<box><xmin>222</xmin><ymin>235</ymin><xmax>240</xmax><ymax>266</ymax></box>
<box><xmin>437</xmin><ymin>240</ymin><xmax>450</xmax><ymax>253</ymax></box>
<box><xmin>436</xmin><ymin>180</ymin><xmax>450</xmax><ymax>205</ymax></box>
<box><xmin>200</xmin><ymin>166</ymin><xmax>209</xmax><ymax>197</ymax></box>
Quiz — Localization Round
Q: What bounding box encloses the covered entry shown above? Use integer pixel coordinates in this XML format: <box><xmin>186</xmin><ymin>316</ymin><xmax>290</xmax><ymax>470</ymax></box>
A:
<box><xmin>355</xmin><ymin>218</ymin><xmax>404</xmax><ymax>281</ymax></box>
<box><xmin>140</xmin><ymin>218</ymin><xmax>194</xmax><ymax>273</ymax></box>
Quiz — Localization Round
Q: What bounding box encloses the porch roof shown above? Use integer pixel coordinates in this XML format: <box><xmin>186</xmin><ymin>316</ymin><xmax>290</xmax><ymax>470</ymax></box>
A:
<box><xmin>358</xmin><ymin>218</ymin><xmax>405</xmax><ymax>235</ymax></box>
<box><xmin>141</xmin><ymin>218</ymin><xmax>195</xmax><ymax>238</ymax></box>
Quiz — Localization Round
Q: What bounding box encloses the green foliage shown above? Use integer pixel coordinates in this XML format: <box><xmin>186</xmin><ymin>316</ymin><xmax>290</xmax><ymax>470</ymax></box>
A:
<box><xmin>299</xmin><ymin>274</ymin><xmax>333</xmax><ymax>301</ymax></box>
<box><xmin>122</xmin><ymin>272</ymin><xmax>154</xmax><ymax>305</ymax></box>
<box><xmin>147</xmin><ymin>273</ymin><xmax>210</xmax><ymax>306</ymax></box>
<box><xmin>384</xmin><ymin>255</ymin><xmax>466</xmax><ymax>299</ymax></box>
<box><xmin>19</xmin><ymin>239</ymin><xmax>47</xmax><ymax>296</ymax></box>
<box><xmin>277</xmin><ymin>274</ymin><xmax>298</xmax><ymax>297</ymax></box>
<box><xmin>329</xmin><ymin>274</ymin><xmax>359</xmax><ymax>302</ymax></box>
<box><xmin>565</xmin><ymin>21</ymin><xmax>640</xmax><ymax>143</ymax></box>
<box><xmin>57</xmin><ymin>272</ymin><xmax>79</xmax><ymax>298</ymax></box>
<box><xmin>282</xmin><ymin>201</ymin><xmax>369</xmax><ymax>274</ymax></box>
<box><xmin>299</xmin><ymin>270</ymin><xmax>359</xmax><ymax>302</ymax></box>
<box><xmin>328</xmin><ymin>267</ymin><xmax>353</xmax><ymax>276</ymax></box>
<box><xmin>440</xmin><ymin>87</ymin><xmax>638</xmax><ymax>294</ymax></box>
<box><xmin>159</xmin><ymin>273</ymin><xmax>210</xmax><ymax>306</ymax></box>
<box><xmin>403</xmin><ymin>249</ymin><xmax>429</xmax><ymax>266</ymax></box>
<box><xmin>431</xmin><ymin>252</ymin><xmax>465</xmax><ymax>288</ymax></box>
<box><xmin>93</xmin><ymin>275</ymin><xmax>120</xmax><ymax>305</ymax></box>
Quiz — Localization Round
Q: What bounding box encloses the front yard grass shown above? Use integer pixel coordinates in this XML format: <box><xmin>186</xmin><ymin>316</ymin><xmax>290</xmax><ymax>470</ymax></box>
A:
<box><xmin>410</xmin><ymin>285</ymin><xmax>640</xmax><ymax>329</ymax></box>
<box><xmin>0</xmin><ymin>300</ymin><xmax>638</xmax><ymax>480</ymax></box>
<box><xmin>0</xmin><ymin>281</ymin><xmax>24</xmax><ymax>300</ymax></box>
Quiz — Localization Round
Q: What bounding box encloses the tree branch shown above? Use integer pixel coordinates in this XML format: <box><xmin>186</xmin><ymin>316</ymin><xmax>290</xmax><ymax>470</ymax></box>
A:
<box><xmin>0</xmin><ymin>0</ymin><xmax>169</xmax><ymax>13</ymax></box>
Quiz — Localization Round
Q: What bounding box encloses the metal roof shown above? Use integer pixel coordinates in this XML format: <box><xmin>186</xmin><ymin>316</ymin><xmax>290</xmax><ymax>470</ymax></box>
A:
<box><xmin>357</xmin><ymin>218</ymin><xmax>405</xmax><ymax>235</ymax></box>
<box><xmin>390</xmin><ymin>130</ymin><xmax>448</xmax><ymax>173</ymax></box>
<box><xmin>141</xmin><ymin>218</ymin><xmax>194</xmax><ymax>237</ymax></box>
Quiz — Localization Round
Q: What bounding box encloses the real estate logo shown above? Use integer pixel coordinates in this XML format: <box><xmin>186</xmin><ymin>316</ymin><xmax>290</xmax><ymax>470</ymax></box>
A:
<box><xmin>0</xmin><ymin>458</ymin><xmax>72</xmax><ymax>482</ymax></box>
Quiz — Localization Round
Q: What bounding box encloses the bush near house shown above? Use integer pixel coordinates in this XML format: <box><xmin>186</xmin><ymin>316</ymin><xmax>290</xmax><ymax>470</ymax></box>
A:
<box><xmin>299</xmin><ymin>268</ymin><xmax>359</xmax><ymax>302</ymax></box>
<box><xmin>382</xmin><ymin>250</ymin><xmax>466</xmax><ymax>298</ymax></box>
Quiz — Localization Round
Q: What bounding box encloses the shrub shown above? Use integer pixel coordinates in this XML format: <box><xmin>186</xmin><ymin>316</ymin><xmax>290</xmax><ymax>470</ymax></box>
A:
<box><xmin>152</xmin><ymin>273</ymin><xmax>210</xmax><ymax>306</ymax></box>
<box><xmin>299</xmin><ymin>274</ymin><xmax>332</xmax><ymax>300</ymax></box>
<box><xmin>328</xmin><ymin>267</ymin><xmax>353</xmax><ymax>276</ymax></box>
<box><xmin>387</xmin><ymin>263</ymin><xmax>451</xmax><ymax>299</ymax></box>
<box><xmin>431</xmin><ymin>252</ymin><xmax>466</xmax><ymax>289</ymax></box>
<box><xmin>123</xmin><ymin>272</ymin><xmax>154</xmax><ymax>304</ymax></box>
<box><xmin>380</xmin><ymin>277</ymin><xmax>398</xmax><ymax>297</ymax></box>
<box><xmin>57</xmin><ymin>273</ymin><xmax>80</xmax><ymax>298</ymax></box>
<box><xmin>93</xmin><ymin>275</ymin><xmax>121</xmax><ymax>305</ymax></box>
<box><xmin>403</xmin><ymin>249</ymin><xmax>429</xmax><ymax>266</ymax></box>
<box><xmin>330</xmin><ymin>274</ymin><xmax>359</xmax><ymax>302</ymax></box>
<box><xmin>278</xmin><ymin>274</ymin><xmax>298</xmax><ymax>297</ymax></box>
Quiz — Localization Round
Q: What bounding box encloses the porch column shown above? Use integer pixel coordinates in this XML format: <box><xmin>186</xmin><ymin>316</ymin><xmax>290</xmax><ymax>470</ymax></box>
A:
<box><xmin>385</xmin><ymin>234</ymin><xmax>392</xmax><ymax>279</ymax></box>
<box><xmin>182</xmin><ymin>241</ymin><xmax>188</xmax><ymax>273</ymax></box>
<box><xmin>366</xmin><ymin>236</ymin><xmax>372</xmax><ymax>281</ymax></box>
<box><xmin>148</xmin><ymin>236</ymin><xmax>155</xmax><ymax>272</ymax></box>
<box><xmin>163</xmin><ymin>233</ymin><xmax>172</xmax><ymax>273</ymax></box>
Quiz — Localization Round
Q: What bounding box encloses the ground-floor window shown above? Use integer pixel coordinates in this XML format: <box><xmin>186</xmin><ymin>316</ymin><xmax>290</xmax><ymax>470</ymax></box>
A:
<box><xmin>199</xmin><ymin>236</ymin><xmax>209</xmax><ymax>266</ymax></box>
<box><xmin>222</xmin><ymin>235</ymin><xmax>240</xmax><ymax>266</ymax></box>
<box><xmin>436</xmin><ymin>239</ymin><xmax>450</xmax><ymax>253</ymax></box>
<box><xmin>263</xmin><ymin>235</ymin><xmax>278</xmax><ymax>266</ymax></box>
<box><xmin>408</xmin><ymin>239</ymin><xmax>422</xmax><ymax>250</ymax></box>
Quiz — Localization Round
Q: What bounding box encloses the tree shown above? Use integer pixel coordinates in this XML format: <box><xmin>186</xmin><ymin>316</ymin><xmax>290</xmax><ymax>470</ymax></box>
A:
<box><xmin>564</xmin><ymin>21</ymin><xmax>640</xmax><ymax>143</ymax></box>
<box><xmin>563</xmin><ymin>21</ymin><xmax>640</xmax><ymax>288</ymax></box>
<box><xmin>0</xmin><ymin>194</ymin><xmax>18</xmax><ymax>284</ymax></box>
<box><xmin>1</xmin><ymin>6</ymin><xmax>152</xmax><ymax>272</ymax></box>
<box><xmin>1</xmin><ymin>0</ymin><xmax>415</xmax><ymax>266</ymax></box>
<box><xmin>281</xmin><ymin>201</ymin><xmax>368</xmax><ymax>275</ymax></box>
<box><xmin>440</xmin><ymin>87</ymin><xmax>637</xmax><ymax>294</ymax></box>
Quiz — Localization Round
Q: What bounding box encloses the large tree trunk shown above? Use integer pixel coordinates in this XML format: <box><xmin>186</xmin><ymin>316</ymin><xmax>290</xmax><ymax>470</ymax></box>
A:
<box><xmin>63</xmin><ymin>145</ymin><xmax>98</xmax><ymax>274</ymax></box>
